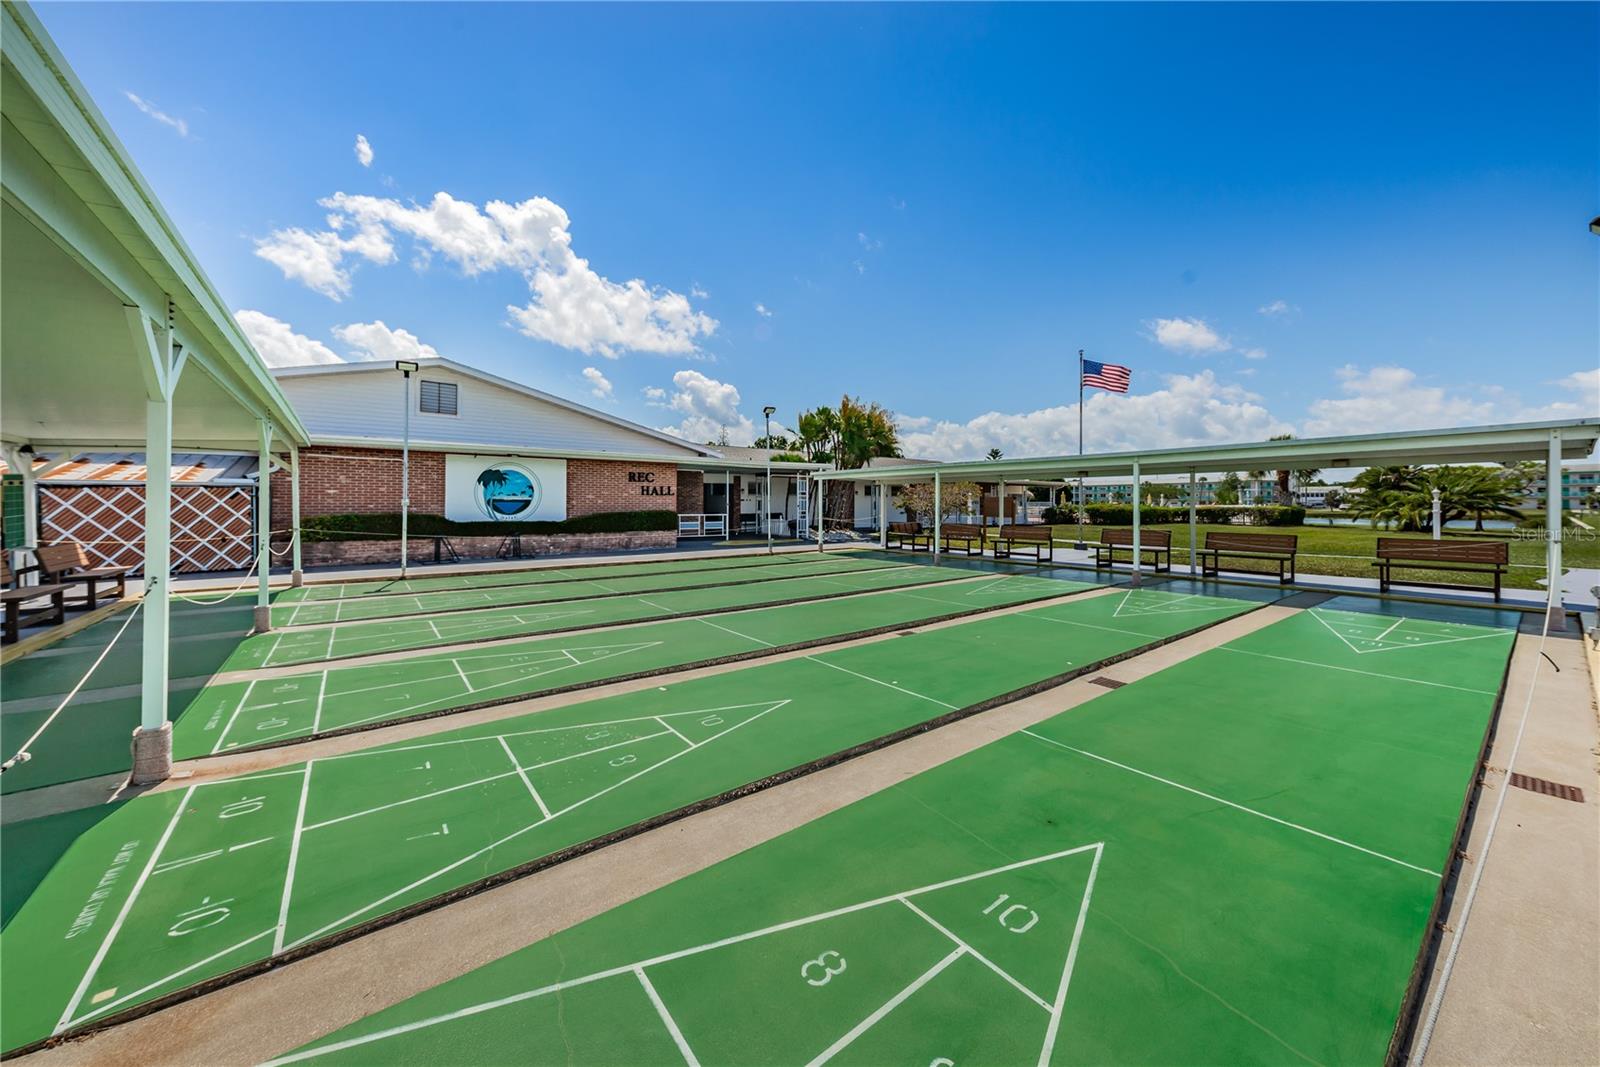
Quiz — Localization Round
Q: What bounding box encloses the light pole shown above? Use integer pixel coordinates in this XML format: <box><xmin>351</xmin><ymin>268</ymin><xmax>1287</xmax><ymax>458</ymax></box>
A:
<box><xmin>762</xmin><ymin>405</ymin><xmax>777</xmax><ymax>553</ymax></box>
<box><xmin>395</xmin><ymin>360</ymin><xmax>419</xmax><ymax>577</ymax></box>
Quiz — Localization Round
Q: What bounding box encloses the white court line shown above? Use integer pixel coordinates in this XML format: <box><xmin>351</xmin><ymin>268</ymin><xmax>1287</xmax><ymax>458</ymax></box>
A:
<box><xmin>804</xmin><ymin>656</ymin><xmax>957</xmax><ymax>710</ymax></box>
<box><xmin>499</xmin><ymin>736</ymin><xmax>552</xmax><ymax>820</ymax></box>
<box><xmin>1036</xmin><ymin>841</ymin><xmax>1104</xmax><ymax>1067</ymax></box>
<box><xmin>1375</xmin><ymin>616</ymin><xmax>1405</xmax><ymax>642</ymax></box>
<box><xmin>1019</xmin><ymin>730</ymin><xmax>1438</xmax><ymax>877</ymax></box>
<box><xmin>67</xmin><ymin>928</ymin><xmax>277</xmax><ymax>1028</ymax></box>
<box><xmin>1306</xmin><ymin>609</ymin><xmax>1504</xmax><ymax>656</ymax></box>
<box><xmin>636</xmin><ymin>967</ymin><xmax>701</xmax><ymax>1067</ymax></box>
<box><xmin>55</xmin><ymin>785</ymin><xmax>198</xmax><ymax>1034</ymax></box>
<box><xmin>211</xmin><ymin>679</ymin><xmax>259</xmax><ymax>755</ymax></box>
<box><xmin>807</xmin><ymin>947</ymin><xmax>966</xmax><ymax>1067</ymax></box>
<box><xmin>1016</xmin><ymin>613</ymin><xmax>1150</xmax><ymax>640</ymax></box>
<box><xmin>634</xmin><ymin>598</ymin><xmax>678</xmax><ymax>615</ymax></box>
<box><xmin>1215</xmin><ymin>646</ymin><xmax>1499</xmax><ymax>695</ymax></box>
<box><xmin>695</xmin><ymin>616</ymin><xmax>775</xmax><ymax>647</ymax></box>
<box><xmin>310</xmin><ymin>671</ymin><xmax>329</xmax><ymax>737</ymax></box>
<box><xmin>899</xmin><ymin>897</ymin><xmax>1049</xmax><ymax>1010</ymax></box>
<box><xmin>285</xmin><ymin>703</ymin><xmax>787</xmax><ymax>951</ymax></box>
<box><xmin>274</xmin><ymin>761</ymin><xmax>314</xmax><ymax>954</ymax></box>
<box><xmin>452</xmin><ymin>659</ymin><xmax>475</xmax><ymax>693</ymax></box>
<box><xmin>262</xmin><ymin>840</ymin><xmax>1095</xmax><ymax>1065</ymax></box>
<box><xmin>654</xmin><ymin>717</ymin><xmax>694</xmax><ymax>747</ymax></box>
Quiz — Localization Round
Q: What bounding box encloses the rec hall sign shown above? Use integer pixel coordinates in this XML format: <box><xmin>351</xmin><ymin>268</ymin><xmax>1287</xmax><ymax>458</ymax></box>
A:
<box><xmin>628</xmin><ymin>471</ymin><xmax>676</xmax><ymax>498</ymax></box>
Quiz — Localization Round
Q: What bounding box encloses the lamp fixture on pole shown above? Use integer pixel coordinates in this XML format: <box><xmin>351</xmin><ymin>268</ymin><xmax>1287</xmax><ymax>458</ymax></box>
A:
<box><xmin>762</xmin><ymin>406</ymin><xmax>777</xmax><ymax>553</ymax></box>
<box><xmin>395</xmin><ymin>360</ymin><xmax>420</xmax><ymax>577</ymax></box>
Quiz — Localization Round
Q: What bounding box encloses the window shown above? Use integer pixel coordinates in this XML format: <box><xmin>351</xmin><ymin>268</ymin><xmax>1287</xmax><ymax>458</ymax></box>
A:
<box><xmin>419</xmin><ymin>380</ymin><xmax>458</xmax><ymax>415</ymax></box>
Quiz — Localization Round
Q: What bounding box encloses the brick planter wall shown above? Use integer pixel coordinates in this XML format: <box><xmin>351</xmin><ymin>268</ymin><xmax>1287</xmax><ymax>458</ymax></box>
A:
<box><xmin>676</xmin><ymin>470</ymin><xmax>704</xmax><ymax>514</ymax></box>
<box><xmin>568</xmin><ymin>459</ymin><xmax>678</xmax><ymax>518</ymax></box>
<box><xmin>271</xmin><ymin>446</ymin><xmax>446</xmax><ymax>527</ymax></box>
<box><xmin>288</xmin><ymin>529</ymin><xmax>677</xmax><ymax>568</ymax></box>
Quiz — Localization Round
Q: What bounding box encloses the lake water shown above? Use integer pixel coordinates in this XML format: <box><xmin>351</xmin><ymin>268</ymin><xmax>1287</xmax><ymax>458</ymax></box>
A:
<box><xmin>1304</xmin><ymin>517</ymin><xmax>1517</xmax><ymax>531</ymax></box>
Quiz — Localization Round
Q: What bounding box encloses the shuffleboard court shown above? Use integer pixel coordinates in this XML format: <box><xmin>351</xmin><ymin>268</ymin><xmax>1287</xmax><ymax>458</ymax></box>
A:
<box><xmin>176</xmin><ymin>573</ymin><xmax>1104</xmax><ymax>758</ymax></box>
<box><xmin>267</xmin><ymin>602</ymin><xmax>1515</xmax><ymax>1066</ymax></box>
<box><xmin>271</xmin><ymin>555</ymin><xmax>890</xmax><ymax>627</ymax></box>
<box><xmin>274</xmin><ymin>551</ymin><xmax>845</xmax><ymax>604</ymax></box>
<box><xmin>230</xmin><ymin>562</ymin><xmax>1008</xmax><ymax>669</ymax></box>
<box><xmin>0</xmin><ymin>587</ymin><xmax>1276</xmax><ymax>1053</ymax></box>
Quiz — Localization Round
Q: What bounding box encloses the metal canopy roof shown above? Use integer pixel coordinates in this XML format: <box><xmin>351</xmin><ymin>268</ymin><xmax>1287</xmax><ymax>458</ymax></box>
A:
<box><xmin>0</xmin><ymin>1</ymin><xmax>306</xmax><ymax>453</ymax></box>
<box><xmin>818</xmin><ymin>418</ymin><xmax>1600</xmax><ymax>485</ymax></box>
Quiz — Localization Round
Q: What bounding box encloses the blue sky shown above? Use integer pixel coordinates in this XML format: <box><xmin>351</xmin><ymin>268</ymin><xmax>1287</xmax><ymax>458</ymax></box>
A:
<box><xmin>37</xmin><ymin>1</ymin><xmax>1600</xmax><ymax>458</ymax></box>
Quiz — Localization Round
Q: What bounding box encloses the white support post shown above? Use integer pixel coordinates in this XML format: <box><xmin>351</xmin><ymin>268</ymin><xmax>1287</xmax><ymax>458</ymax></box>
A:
<box><xmin>724</xmin><ymin>470</ymin><xmax>731</xmax><ymax>543</ymax></box>
<box><xmin>816</xmin><ymin>475</ymin><xmax>826</xmax><ymax>551</ymax></box>
<box><xmin>997</xmin><ymin>481</ymin><xmax>1007</xmax><ymax>533</ymax></box>
<box><xmin>253</xmin><ymin>420</ymin><xmax>273</xmax><ymax>633</ymax></box>
<box><xmin>878</xmin><ymin>482</ymin><xmax>888</xmax><ymax>549</ymax></box>
<box><xmin>933</xmin><ymin>471</ymin><xmax>942</xmax><ymax>561</ymax></box>
<box><xmin>1131</xmin><ymin>459</ymin><xmax>1142</xmax><ymax>588</ymax></box>
<box><xmin>289</xmin><ymin>445</ymin><xmax>303</xmax><ymax>587</ymax></box>
<box><xmin>128</xmin><ymin>303</ymin><xmax>178</xmax><ymax>786</ymax></box>
<box><xmin>1547</xmin><ymin>431</ymin><xmax>1566</xmax><ymax>631</ymax></box>
<box><xmin>1188</xmin><ymin>468</ymin><xmax>1197</xmax><ymax>577</ymax></box>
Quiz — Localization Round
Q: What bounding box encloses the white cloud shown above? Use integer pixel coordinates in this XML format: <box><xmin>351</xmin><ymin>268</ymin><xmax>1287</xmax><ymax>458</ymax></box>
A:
<box><xmin>331</xmin><ymin>320</ymin><xmax>441</xmax><ymax>363</ymax></box>
<box><xmin>235</xmin><ymin>310</ymin><xmax>342</xmax><ymax>367</ymax></box>
<box><xmin>255</xmin><ymin>190</ymin><xmax>717</xmax><ymax>355</ymax></box>
<box><xmin>642</xmin><ymin>385</ymin><xmax>667</xmax><ymax>404</ymax></box>
<box><xmin>857</xmin><ymin>232</ymin><xmax>882</xmax><ymax>251</ymax></box>
<box><xmin>582</xmin><ymin>366</ymin><xmax>614</xmax><ymax>401</ymax></box>
<box><xmin>754</xmin><ymin>303</ymin><xmax>773</xmax><ymax>318</ymax></box>
<box><xmin>691</xmin><ymin>283</ymin><xmax>709</xmax><ymax>299</ymax></box>
<box><xmin>658</xmin><ymin>369</ymin><xmax>757</xmax><ymax>444</ymax></box>
<box><xmin>853</xmin><ymin>260</ymin><xmax>866</xmax><ymax>275</ymax></box>
<box><xmin>898</xmin><ymin>371</ymin><xmax>1292</xmax><ymax>460</ymax></box>
<box><xmin>1302</xmin><ymin>365</ymin><xmax>1497</xmax><ymax>436</ymax></box>
<box><xmin>1149</xmin><ymin>317</ymin><xmax>1229</xmax><ymax>354</ymax></box>
<box><xmin>1240</xmin><ymin>347</ymin><xmax>1268</xmax><ymax>360</ymax></box>
<box><xmin>123</xmin><ymin>91</ymin><xmax>189</xmax><ymax>137</ymax></box>
<box><xmin>354</xmin><ymin>134</ymin><xmax>374</xmax><ymax>167</ymax></box>
<box><xmin>1556</xmin><ymin>368</ymin><xmax>1599</xmax><ymax>406</ymax></box>
<box><xmin>1257</xmin><ymin>300</ymin><xmax>1297</xmax><ymax>317</ymax></box>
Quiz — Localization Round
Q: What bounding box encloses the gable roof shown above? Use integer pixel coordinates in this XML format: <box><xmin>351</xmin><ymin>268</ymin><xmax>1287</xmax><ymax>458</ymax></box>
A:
<box><xmin>272</xmin><ymin>356</ymin><xmax>716</xmax><ymax>458</ymax></box>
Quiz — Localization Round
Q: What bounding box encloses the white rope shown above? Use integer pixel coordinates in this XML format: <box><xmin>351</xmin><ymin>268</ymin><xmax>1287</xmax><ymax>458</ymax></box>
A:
<box><xmin>268</xmin><ymin>529</ymin><xmax>299</xmax><ymax>558</ymax></box>
<box><xmin>1408</xmin><ymin>576</ymin><xmax>1561</xmax><ymax>1062</ymax></box>
<box><xmin>169</xmin><ymin>546</ymin><xmax>269</xmax><ymax>605</ymax></box>
<box><xmin>0</xmin><ymin>600</ymin><xmax>144</xmax><ymax>774</ymax></box>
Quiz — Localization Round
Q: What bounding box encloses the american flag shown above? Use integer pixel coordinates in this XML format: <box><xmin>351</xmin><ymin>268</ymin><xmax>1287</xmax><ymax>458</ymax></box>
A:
<box><xmin>1082</xmin><ymin>358</ymin><xmax>1131</xmax><ymax>393</ymax></box>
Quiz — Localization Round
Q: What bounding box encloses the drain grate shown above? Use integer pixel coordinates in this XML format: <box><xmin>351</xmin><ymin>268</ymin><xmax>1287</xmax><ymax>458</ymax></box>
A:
<box><xmin>1089</xmin><ymin>676</ymin><xmax>1127</xmax><ymax>690</ymax></box>
<box><xmin>1508</xmin><ymin>773</ymin><xmax>1585</xmax><ymax>803</ymax></box>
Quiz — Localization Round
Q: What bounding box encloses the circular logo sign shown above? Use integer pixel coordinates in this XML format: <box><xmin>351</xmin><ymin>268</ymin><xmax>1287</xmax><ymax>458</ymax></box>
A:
<box><xmin>474</xmin><ymin>463</ymin><xmax>542</xmax><ymax>520</ymax></box>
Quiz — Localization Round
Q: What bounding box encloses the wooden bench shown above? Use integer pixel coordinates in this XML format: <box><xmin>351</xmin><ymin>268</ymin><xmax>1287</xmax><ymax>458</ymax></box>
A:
<box><xmin>2</xmin><ymin>556</ymin><xmax>68</xmax><ymax>644</ymax></box>
<box><xmin>940</xmin><ymin>523</ymin><xmax>986</xmax><ymax>556</ymax></box>
<box><xmin>1199</xmin><ymin>531</ymin><xmax>1299</xmax><ymax>583</ymax></box>
<box><xmin>36</xmin><ymin>543</ymin><xmax>136</xmax><ymax>611</ymax></box>
<box><xmin>1093</xmin><ymin>528</ymin><xmax>1171</xmax><ymax>572</ymax></box>
<box><xmin>1374</xmin><ymin>537</ymin><xmax>1509</xmax><ymax>601</ymax></box>
<box><xmin>887</xmin><ymin>522</ymin><xmax>932</xmax><ymax>551</ymax></box>
<box><xmin>993</xmin><ymin>524</ymin><xmax>1054</xmax><ymax>563</ymax></box>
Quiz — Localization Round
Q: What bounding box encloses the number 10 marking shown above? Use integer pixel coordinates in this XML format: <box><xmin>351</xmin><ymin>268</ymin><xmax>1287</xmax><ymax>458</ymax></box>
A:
<box><xmin>982</xmin><ymin>893</ymin><xmax>1039</xmax><ymax>933</ymax></box>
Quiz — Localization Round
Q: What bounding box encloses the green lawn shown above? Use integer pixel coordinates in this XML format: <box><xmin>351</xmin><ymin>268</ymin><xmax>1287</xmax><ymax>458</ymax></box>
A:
<box><xmin>1044</xmin><ymin>521</ymin><xmax>1596</xmax><ymax>590</ymax></box>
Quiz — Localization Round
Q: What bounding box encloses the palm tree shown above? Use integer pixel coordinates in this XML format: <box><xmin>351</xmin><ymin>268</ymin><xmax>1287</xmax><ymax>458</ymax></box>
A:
<box><xmin>1262</xmin><ymin>433</ymin><xmax>1319</xmax><ymax>503</ymax></box>
<box><xmin>796</xmin><ymin>395</ymin><xmax>902</xmax><ymax>525</ymax></box>
<box><xmin>986</xmin><ymin>447</ymin><xmax>1003</xmax><ymax>460</ymax></box>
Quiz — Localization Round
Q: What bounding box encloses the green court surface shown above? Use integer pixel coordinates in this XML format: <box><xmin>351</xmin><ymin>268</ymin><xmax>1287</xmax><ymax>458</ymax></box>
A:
<box><xmin>231</xmin><ymin>562</ymin><xmax>996</xmax><ymax>669</ymax></box>
<box><xmin>0</xmin><ymin>586</ymin><xmax>1274</xmax><ymax>1053</ymax></box>
<box><xmin>275</xmin><ymin>551</ymin><xmax>841</xmax><ymax>603</ymax></box>
<box><xmin>271</xmin><ymin>555</ymin><xmax>891</xmax><ymax>627</ymax></box>
<box><xmin>268</xmin><ymin>602</ymin><xmax>1515</xmax><ymax>1067</ymax></box>
<box><xmin>175</xmin><ymin>573</ymin><xmax>1104</xmax><ymax>759</ymax></box>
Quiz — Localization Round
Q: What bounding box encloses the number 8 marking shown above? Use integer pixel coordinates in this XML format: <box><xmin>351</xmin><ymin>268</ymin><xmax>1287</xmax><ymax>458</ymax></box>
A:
<box><xmin>801</xmin><ymin>950</ymin><xmax>847</xmax><ymax>987</ymax></box>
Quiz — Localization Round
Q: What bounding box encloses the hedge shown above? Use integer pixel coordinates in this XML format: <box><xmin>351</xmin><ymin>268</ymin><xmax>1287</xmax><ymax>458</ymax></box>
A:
<box><xmin>296</xmin><ymin>511</ymin><xmax>679</xmax><ymax>543</ymax></box>
<box><xmin>1043</xmin><ymin>504</ymin><xmax>1306</xmax><ymax>527</ymax></box>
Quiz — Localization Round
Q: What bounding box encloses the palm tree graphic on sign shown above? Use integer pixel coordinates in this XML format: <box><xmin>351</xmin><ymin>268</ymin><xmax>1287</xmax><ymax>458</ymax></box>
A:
<box><xmin>476</xmin><ymin>465</ymin><xmax>538</xmax><ymax>519</ymax></box>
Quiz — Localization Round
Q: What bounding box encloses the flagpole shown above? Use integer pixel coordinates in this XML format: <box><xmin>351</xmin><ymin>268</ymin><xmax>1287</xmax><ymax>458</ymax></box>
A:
<box><xmin>1076</xmin><ymin>348</ymin><xmax>1086</xmax><ymax>549</ymax></box>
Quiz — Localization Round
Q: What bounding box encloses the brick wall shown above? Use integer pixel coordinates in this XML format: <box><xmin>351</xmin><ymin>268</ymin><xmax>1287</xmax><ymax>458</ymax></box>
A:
<box><xmin>271</xmin><ymin>446</ymin><xmax>445</xmax><ymax>527</ymax></box>
<box><xmin>676</xmin><ymin>470</ymin><xmax>704</xmax><ymax>514</ymax></box>
<box><xmin>290</xmin><ymin>529</ymin><xmax>676</xmax><ymax>567</ymax></box>
<box><xmin>567</xmin><ymin>459</ymin><xmax>678</xmax><ymax>518</ymax></box>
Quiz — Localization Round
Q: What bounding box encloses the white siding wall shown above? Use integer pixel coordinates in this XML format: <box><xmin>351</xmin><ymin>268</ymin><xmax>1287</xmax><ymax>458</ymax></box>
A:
<box><xmin>279</xmin><ymin>366</ymin><xmax>703</xmax><ymax>458</ymax></box>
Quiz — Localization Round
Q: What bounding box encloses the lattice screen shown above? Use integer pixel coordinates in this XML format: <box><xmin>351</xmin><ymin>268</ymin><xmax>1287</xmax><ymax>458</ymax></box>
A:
<box><xmin>40</xmin><ymin>484</ymin><xmax>255</xmax><ymax>574</ymax></box>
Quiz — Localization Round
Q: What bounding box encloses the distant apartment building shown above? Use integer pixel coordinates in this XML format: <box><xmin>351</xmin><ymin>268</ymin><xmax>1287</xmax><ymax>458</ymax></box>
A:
<box><xmin>1523</xmin><ymin>461</ymin><xmax>1600</xmax><ymax>511</ymax></box>
<box><xmin>1070</xmin><ymin>475</ymin><xmax>1283</xmax><ymax>507</ymax></box>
